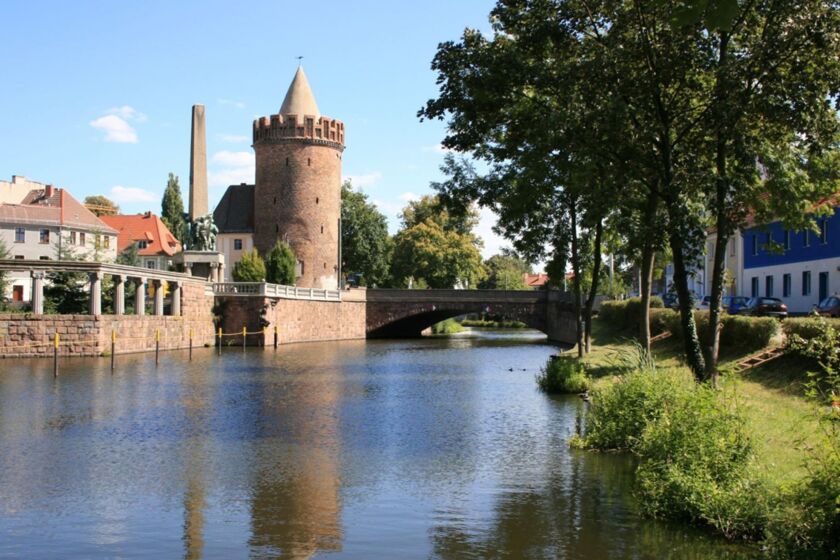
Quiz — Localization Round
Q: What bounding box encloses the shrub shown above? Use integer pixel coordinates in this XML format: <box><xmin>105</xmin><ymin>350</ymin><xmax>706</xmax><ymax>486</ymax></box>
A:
<box><xmin>598</xmin><ymin>296</ymin><xmax>664</xmax><ymax>334</ymax></box>
<box><xmin>232</xmin><ymin>249</ymin><xmax>266</xmax><ymax>282</ymax></box>
<box><xmin>537</xmin><ymin>356</ymin><xmax>589</xmax><ymax>394</ymax></box>
<box><xmin>663</xmin><ymin>312</ymin><xmax>778</xmax><ymax>351</ymax></box>
<box><xmin>784</xmin><ymin>317</ymin><xmax>840</xmax><ymax>343</ymax></box>
<box><xmin>649</xmin><ymin>308</ymin><xmax>677</xmax><ymax>336</ymax></box>
<box><xmin>634</xmin><ymin>385</ymin><xmax>764</xmax><ymax>539</ymax></box>
<box><xmin>461</xmin><ymin>319</ymin><xmax>527</xmax><ymax>328</ymax></box>
<box><xmin>265</xmin><ymin>240</ymin><xmax>296</xmax><ymax>285</ymax></box>
<box><xmin>582</xmin><ymin>366</ymin><xmax>694</xmax><ymax>451</ymax></box>
<box><xmin>786</xmin><ymin>315</ymin><xmax>840</xmax><ymax>403</ymax></box>
<box><xmin>431</xmin><ymin>318</ymin><xmax>464</xmax><ymax>334</ymax></box>
<box><xmin>764</xmin><ymin>427</ymin><xmax>840</xmax><ymax>559</ymax></box>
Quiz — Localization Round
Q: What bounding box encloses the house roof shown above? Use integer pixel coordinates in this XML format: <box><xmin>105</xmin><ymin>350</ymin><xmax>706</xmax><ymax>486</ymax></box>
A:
<box><xmin>524</xmin><ymin>273</ymin><xmax>550</xmax><ymax>287</ymax></box>
<box><xmin>100</xmin><ymin>212</ymin><xmax>182</xmax><ymax>257</ymax></box>
<box><xmin>213</xmin><ymin>183</ymin><xmax>254</xmax><ymax>234</ymax></box>
<box><xmin>0</xmin><ymin>187</ymin><xmax>117</xmax><ymax>234</ymax></box>
<box><xmin>279</xmin><ymin>66</ymin><xmax>320</xmax><ymax>118</ymax></box>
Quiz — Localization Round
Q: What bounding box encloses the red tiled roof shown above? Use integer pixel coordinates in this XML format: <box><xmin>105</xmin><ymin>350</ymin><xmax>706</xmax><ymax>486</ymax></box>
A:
<box><xmin>100</xmin><ymin>213</ymin><xmax>182</xmax><ymax>257</ymax></box>
<box><xmin>524</xmin><ymin>273</ymin><xmax>550</xmax><ymax>287</ymax></box>
<box><xmin>0</xmin><ymin>188</ymin><xmax>117</xmax><ymax>234</ymax></box>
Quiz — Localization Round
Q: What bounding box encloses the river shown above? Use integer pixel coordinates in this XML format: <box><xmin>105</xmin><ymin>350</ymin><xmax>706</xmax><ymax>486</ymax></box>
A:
<box><xmin>0</xmin><ymin>328</ymin><xmax>755</xmax><ymax>558</ymax></box>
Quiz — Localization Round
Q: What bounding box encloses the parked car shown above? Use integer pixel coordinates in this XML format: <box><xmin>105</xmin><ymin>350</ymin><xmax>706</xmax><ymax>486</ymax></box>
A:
<box><xmin>698</xmin><ymin>295</ymin><xmax>711</xmax><ymax>310</ymax></box>
<box><xmin>815</xmin><ymin>296</ymin><xmax>840</xmax><ymax>318</ymax></box>
<box><xmin>742</xmin><ymin>297</ymin><xmax>788</xmax><ymax>318</ymax></box>
<box><xmin>662</xmin><ymin>292</ymin><xmax>697</xmax><ymax>310</ymax></box>
<box><xmin>722</xmin><ymin>296</ymin><xmax>750</xmax><ymax>315</ymax></box>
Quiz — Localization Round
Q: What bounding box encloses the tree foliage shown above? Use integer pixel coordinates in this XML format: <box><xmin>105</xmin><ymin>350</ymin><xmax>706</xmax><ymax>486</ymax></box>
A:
<box><xmin>232</xmin><ymin>248</ymin><xmax>266</xmax><ymax>282</ymax></box>
<box><xmin>161</xmin><ymin>173</ymin><xmax>187</xmax><ymax>245</ymax></box>
<box><xmin>83</xmin><ymin>195</ymin><xmax>119</xmax><ymax>216</ymax></box>
<box><xmin>340</xmin><ymin>181</ymin><xmax>392</xmax><ymax>287</ymax></box>
<box><xmin>480</xmin><ymin>251</ymin><xmax>531</xmax><ymax>290</ymax></box>
<box><xmin>0</xmin><ymin>237</ymin><xmax>9</xmax><ymax>304</ymax></box>
<box><xmin>44</xmin><ymin>234</ymin><xmax>88</xmax><ymax>314</ymax></box>
<box><xmin>390</xmin><ymin>195</ymin><xmax>485</xmax><ymax>289</ymax></box>
<box><xmin>265</xmin><ymin>240</ymin><xmax>296</xmax><ymax>285</ymax></box>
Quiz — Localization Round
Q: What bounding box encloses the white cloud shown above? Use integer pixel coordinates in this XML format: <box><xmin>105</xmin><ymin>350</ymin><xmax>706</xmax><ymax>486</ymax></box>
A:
<box><xmin>399</xmin><ymin>191</ymin><xmax>420</xmax><ymax>202</ymax></box>
<box><xmin>109</xmin><ymin>185</ymin><xmax>158</xmax><ymax>203</ymax></box>
<box><xmin>89</xmin><ymin>115</ymin><xmax>138</xmax><ymax>143</ymax></box>
<box><xmin>219</xmin><ymin>134</ymin><xmax>249</xmax><ymax>143</ymax></box>
<box><xmin>475</xmin><ymin>206</ymin><xmax>506</xmax><ymax>259</ymax></box>
<box><xmin>218</xmin><ymin>98</ymin><xmax>246</xmax><ymax>109</ymax></box>
<box><xmin>211</xmin><ymin>150</ymin><xmax>254</xmax><ymax>167</ymax></box>
<box><xmin>106</xmin><ymin>105</ymin><xmax>147</xmax><ymax>122</ymax></box>
<box><xmin>209</xmin><ymin>150</ymin><xmax>254</xmax><ymax>187</ymax></box>
<box><xmin>343</xmin><ymin>171</ymin><xmax>382</xmax><ymax>189</ymax></box>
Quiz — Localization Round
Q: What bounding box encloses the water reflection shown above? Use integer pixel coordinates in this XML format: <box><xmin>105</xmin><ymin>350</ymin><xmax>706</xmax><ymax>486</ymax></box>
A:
<box><xmin>0</xmin><ymin>331</ymin><xmax>756</xmax><ymax>559</ymax></box>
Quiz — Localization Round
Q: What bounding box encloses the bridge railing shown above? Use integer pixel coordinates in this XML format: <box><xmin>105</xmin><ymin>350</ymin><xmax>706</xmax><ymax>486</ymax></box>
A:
<box><xmin>364</xmin><ymin>288</ymin><xmax>570</xmax><ymax>303</ymax></box>
<box><xmin>211</xmin><ymin>282</ymin><xmax>341</xmax><ymax>302</ymax></box>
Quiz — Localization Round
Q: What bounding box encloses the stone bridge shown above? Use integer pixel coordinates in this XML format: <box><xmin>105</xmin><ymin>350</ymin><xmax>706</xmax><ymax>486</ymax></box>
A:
<box><xmin>365</xmin><ymin>289</ymin><xmax>577</xmax><ymax>344</ymax></box>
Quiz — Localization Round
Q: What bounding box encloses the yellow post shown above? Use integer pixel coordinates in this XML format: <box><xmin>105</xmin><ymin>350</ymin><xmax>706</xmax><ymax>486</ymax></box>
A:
<box><xmin>242</xmin><ymin>326</ymin><xmax>247</xmax><ymax>349</ymax></box>
<box><xmin>155</xmin><ymin>328</ymin><xmax>160</xmax><ymax>365</ymax></box>
<box><xmin>274</xmin><ymin>325</ymin><xmax>278</xmax><ymax>349</ymax></box>
<box><xmin>53</xmin><ymin>332</ymin><xmax>59</xmax><ymax>377</ymax></box>
<box><xmin>218</xmin><ymin>327</ymin><xmax>222</xmax><ymax>354</ymax></box>
<box><xmin>110</xmin><ymin>330</ymin><xmax>116</xmax><ymax>372</ymax></box>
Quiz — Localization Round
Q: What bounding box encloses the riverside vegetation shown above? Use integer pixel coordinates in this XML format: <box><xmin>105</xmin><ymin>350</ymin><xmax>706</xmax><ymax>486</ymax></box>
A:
<box><xmin>541</xmin><ymin>305</ymin><xmax>840</xmax><ymax>559</ymax></box>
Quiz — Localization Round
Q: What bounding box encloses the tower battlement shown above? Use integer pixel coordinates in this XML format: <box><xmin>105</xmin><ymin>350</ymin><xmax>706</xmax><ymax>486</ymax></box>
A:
<box><xmin>253</xmin><ymin>113</ymin><xmax>345</xmax><ymax>149</ymax></box>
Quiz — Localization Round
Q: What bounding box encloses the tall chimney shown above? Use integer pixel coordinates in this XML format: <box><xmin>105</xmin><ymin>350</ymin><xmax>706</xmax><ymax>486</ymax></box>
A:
<box><xmin>189</xmin><ymin>104</ymin><xmax>208</xmax><ymax>220</ymax></box>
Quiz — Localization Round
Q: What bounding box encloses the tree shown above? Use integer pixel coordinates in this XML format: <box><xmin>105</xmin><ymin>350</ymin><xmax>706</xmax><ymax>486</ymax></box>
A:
<box><xmin>44</xmin><ymin>233</ymin><xmax>88</xmax><ymax>314</ymax></box>
<box><xmin>480</xmin><ymin>251</ymin><xmax>531</xmax><ymax>290</ymax></box>
<box><xmin>265</xmin><ymin>240</ymin><xmax>296</xmax><ymax>285</ymax></box>
<box><xmin>0</xmin><ymin>237</ymin><xmax>9</xmax><ymax>305</ymax></box>
<box><xmin>161</xmin><ymin>173</ymin><xmax>187</xmax><ymax>245</ymax></box>
<box><xmin>340</xmin><ymin>181</ymin><xmax>392</xmax><ymax>287</ymax></box>
<box><xmin>232</xmin><ymin>249</ymin><xmax>266</xmax><ymax>282</ymax></box>
<box><xmin>84</xmin><ymin>195</ymin><xmax>119</xmax><ymax>216</ymax></box>
<box><xmin>390</xmin><ymin>195</ymin><xmax>485</xmax><ymax>289</ymax></box>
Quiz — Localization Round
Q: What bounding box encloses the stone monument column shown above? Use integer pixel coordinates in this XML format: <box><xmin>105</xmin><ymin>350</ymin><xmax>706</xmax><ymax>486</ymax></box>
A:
<box><xmin>189</xmin><ymin>104</ymin><xmax>208</xmax><ymax>220</ymax></box>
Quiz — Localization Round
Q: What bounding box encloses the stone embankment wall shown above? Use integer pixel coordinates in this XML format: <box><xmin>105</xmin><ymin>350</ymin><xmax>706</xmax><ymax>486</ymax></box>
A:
<box><xmin>217</xmin><ymin>289</ymin><xmax>367</xmax><ymax>346</ymax></box>
<box><xmin>0</xmin><ymin>282</ymin><xmax>215</xmax><ymax>358</ymax></box>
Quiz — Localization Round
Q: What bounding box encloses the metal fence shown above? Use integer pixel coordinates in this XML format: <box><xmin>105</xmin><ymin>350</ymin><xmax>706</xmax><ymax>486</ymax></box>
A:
<box><xmin>211</xmin><ymin>282</ymin><xmax>341</xmax><ymax>301</ymax></box>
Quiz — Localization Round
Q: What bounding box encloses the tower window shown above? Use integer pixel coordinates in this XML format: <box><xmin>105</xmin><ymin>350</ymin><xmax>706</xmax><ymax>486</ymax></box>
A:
<box><xmin>285</xmin><ymin>157</ymin><xmax>289</xmax><ymax>166</ymax></box>
<box><xmin>324</xmin><ymin>262</ymin><xmax>326</xmax><ymax>269</ymax></box>
<box><xmin>276</xmin><ymin>225</ymin><xmax>279</xmax><ymax>233</ymax></box>
<box><xmin>273</xmin><ymin>196</ymin><xmax>276</xmax><ymax>205</ymax></box>
<box><xmin>316</xmin><ymin>197</ymin><xmax>319</xmax><ymax>205</ymax></box>
<box><xmin>308</xmin><ymin>158</ymin><xmax>311</xmax><ymax>166</ymax></box>
<box><xmin>320</xmin><ymin>225</ymin><xmax>324</xmax><ymax>234</ymax></box>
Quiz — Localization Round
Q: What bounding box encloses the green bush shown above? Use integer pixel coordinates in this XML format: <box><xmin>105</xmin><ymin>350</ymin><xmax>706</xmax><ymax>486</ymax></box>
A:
<box><xmin>461</xmin><ymin>319</ymin><xmax>527</xmax><ymax>328</ymax></box>
<box><xmin>598</xmin><ymin>296</ymin><xmax>664</xmax><ymax>334</ymax></box>
<box><xmin>764</xmin><ymin>432</ymin><xmax>840</xmax><ymax>559</ymax></box>
<box><xmin>537</xmin><ymin>356</ymin><xmax>589</xmax><ymax>394</ymax></box>
<box><xmin>232</xmin><ymin>249</ymin><xmax>266</xmax><ymax>282</ymax></box>
<box><xmin>634</xmin><ymin>385</ymin><xmax>764</xmax><ymax>539</ymax></box>
<box><xmin>582</xmin><ymin>366</ymin><xmax>694</xmax><ymax>451</ymax></box>
<box><xmin>784</xmin><ymin>317</ymin><xmax>840</xmax><ymax>343</ymax></box>
<box><xmin>265</xmin><ymin>240</ymin><xmax>296</xmax><ymax>285</ymax></box>
<box><xmin>431</xmin><ymin>318</ymin><xmax>464</xmax><ymax>334</ymax></box>
<box><xmin>649</xmin><ymin>308</ymin><xmax>677</xmax><ymax>336</ymax></box>
<box><xmin>663</xmin><ymin>311</ymin><xmax>778</xmax><ymax>351</ymax></box>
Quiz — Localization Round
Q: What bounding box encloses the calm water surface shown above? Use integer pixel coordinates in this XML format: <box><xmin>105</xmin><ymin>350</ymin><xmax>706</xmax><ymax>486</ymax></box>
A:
<box><xmin>0</xmin><ymin>329</ymin><xmax>755</xmax><ymax>559</ymax></box>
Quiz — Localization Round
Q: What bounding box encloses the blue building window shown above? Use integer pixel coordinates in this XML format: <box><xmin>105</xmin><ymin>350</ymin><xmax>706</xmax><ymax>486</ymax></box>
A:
<box><xmin>751</xmin><ymin>235</ymin><xmax>758</xmax><ymax>256</ymax></box>
<box><xmin>783</xmin><ymin>273</ymin><xmax>791</xmax><ymax>297</ymax></box>
<box><xmin>751</xmin><ymin>277</ymin><xmax>759</xmax><ymax>298</ymax></box>
<box><xmin>804</xmin><ymin>229</ymin><xmax>811</xmax><ymax>247</ymax></box>
<box><xmin>802</xmin><ymin>271</ymin><xmax>811</xmax><ymax>296</ymax></box>
<box><xmin>819</xmin><ymin>219</ymin><xmax>828</xmax><ymax>244</ymax></box>
<box><xmin>766</xmin><ymin>275</ymin><xmax>774</xmax><ymax>297</ymax></box>
<box><xmin>783</xmin><ymin>230</ymin><xmax>790</xmax><ymax>251</ymax></box>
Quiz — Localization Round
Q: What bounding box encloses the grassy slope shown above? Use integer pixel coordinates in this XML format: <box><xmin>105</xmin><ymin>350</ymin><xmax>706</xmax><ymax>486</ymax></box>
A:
<box><xmin>572</xmin><ymin>320</ymin><xmax>821</xmax><ymax>485</ymax></box>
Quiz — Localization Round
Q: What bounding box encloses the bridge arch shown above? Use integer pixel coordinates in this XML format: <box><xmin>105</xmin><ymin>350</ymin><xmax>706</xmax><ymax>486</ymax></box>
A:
<box><xmin>366</xmin><ymin>303</ymin><xmax>547</xmax><ymax>338</ymax></box>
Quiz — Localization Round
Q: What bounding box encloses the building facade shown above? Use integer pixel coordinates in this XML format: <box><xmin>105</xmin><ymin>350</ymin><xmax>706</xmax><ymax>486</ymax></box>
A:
<box><xmin>0</xmin><ymin>185</ymin><xmax>118</xmax><ymax>301</ymax></box>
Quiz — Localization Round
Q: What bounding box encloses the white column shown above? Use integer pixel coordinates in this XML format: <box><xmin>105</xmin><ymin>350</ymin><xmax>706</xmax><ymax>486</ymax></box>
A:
<box><xmin>89</xmin><ymin>271</ymin><xmax>102</xmax><ymax>316</ymax></box>
<box><xmin>30</xmin><ymin>271</ymin><xmax>45</xmax><ymax>315</ymax></box>
<box><xmin>114</xmin><ymin>275</ymin><xmax>126</xmax><ymax>315</ymax></box>
<box><xmin>135</xmin><ymin>277</ymin><xmax>147</xmax><ymax>316</ymax></box>
<box><xmin>153</xmin><ymin>280</ymin><xmax>164</xmax><ymax>316</ymax></box>
<box><xmin>171</xmin><ymin>281</ymin><xmax>181</xmax><ymax>316</ymax></box>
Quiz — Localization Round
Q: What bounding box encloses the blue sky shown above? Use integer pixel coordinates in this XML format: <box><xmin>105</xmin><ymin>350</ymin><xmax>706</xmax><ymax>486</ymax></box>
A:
<box><xmin>0</xmin><ymin>0</ymin><xmax>515</xmax><ymax>258</ymax></box>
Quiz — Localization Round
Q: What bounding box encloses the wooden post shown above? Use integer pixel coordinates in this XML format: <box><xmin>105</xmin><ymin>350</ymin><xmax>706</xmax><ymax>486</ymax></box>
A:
<box><xmin>274</xmin><ymin>325</ymin><xmax>278</xmax><ymax>349</ymax></box>
<box><xmin>155</xmin><ymin>328</ymin><xmax>160</xmax><ymax>365</ymax></box>
<box><xmin>189</xmin><ymin>328</ymin><xmax>193</xmax><ymax>361</ymax></box>
<box><xmin>53</xmin><ymin>332</ymin><xmax>59</xmax><ymax>378</ymax></box>
<box><xmin>110</xmin><ymin>330</ymin><xmax>116</xmax><ymax>372</ymax></box>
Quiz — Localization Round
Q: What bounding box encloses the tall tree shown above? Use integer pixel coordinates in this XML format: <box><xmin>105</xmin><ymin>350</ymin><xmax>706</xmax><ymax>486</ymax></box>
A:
<box><xmin>390</xmin><ymin>195</ymin><xmax>485</xmax><ymax>289</ymax></box>
<box><xmin>44</xmin><ymin>233</ymin><xmax>88</xmax><ymax>314</ymax></box>
<box><xmin>84</xmin><ymin>195</ymin><xmax>119</xmax><ymax>216</ymax></box>
<box><xmin>161</xmin><ymin>173</ymin><xmax>187</xmax><ymax>245</ymax></box>
<box><xmin>481</xmin><ymin>251</ymin><xmax>532</xmax><ymax>290</ymax></box>
<box><xmin>265</xmin><ymin>240</ymin><xmax>296</xmax><ymax>285</ymax></box>
<box><xmin>340</xmin><ymin>181</ymin><xmax>392</xmax><ymax>287</ymax></box>
<box><xmin>0</xmin><ymin>237</ymin><xmax>9</xmax><ymax>305</ymax></box>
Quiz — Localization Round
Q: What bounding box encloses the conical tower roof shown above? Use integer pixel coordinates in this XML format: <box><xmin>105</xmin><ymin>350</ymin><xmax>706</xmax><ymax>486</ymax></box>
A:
<box><xmin>279</xmin><ymin>66</ymin><xmax>320</xmax><ymax>118</ymax></box>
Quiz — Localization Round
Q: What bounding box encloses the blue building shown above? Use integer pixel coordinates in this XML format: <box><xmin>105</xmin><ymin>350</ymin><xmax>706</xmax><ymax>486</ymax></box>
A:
<box><xmin>742</xmin><ymin>207</ymin><xmax>839</xmax><ymax>313</ymax></box>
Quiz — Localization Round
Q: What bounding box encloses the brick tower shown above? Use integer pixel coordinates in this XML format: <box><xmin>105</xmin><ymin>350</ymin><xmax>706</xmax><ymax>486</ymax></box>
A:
<box><xmin>253</xmin><ymin>66</ymin><xmax>345</xmax><ymax>289</ymax></box>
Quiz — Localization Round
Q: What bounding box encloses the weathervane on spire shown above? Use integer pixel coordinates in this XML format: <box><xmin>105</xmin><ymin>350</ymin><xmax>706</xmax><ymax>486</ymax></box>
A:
<box><xmin>296</xmin><ymin>56</ymin><xmax>303</xmax><ymax>67</ymax></box>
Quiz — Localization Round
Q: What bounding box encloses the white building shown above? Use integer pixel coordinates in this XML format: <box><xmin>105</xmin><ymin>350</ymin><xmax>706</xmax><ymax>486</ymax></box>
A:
<box><xmin>0</xmin><ymin>185</ymin><xmax>118</xmax><ymax>302</ymax></box>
